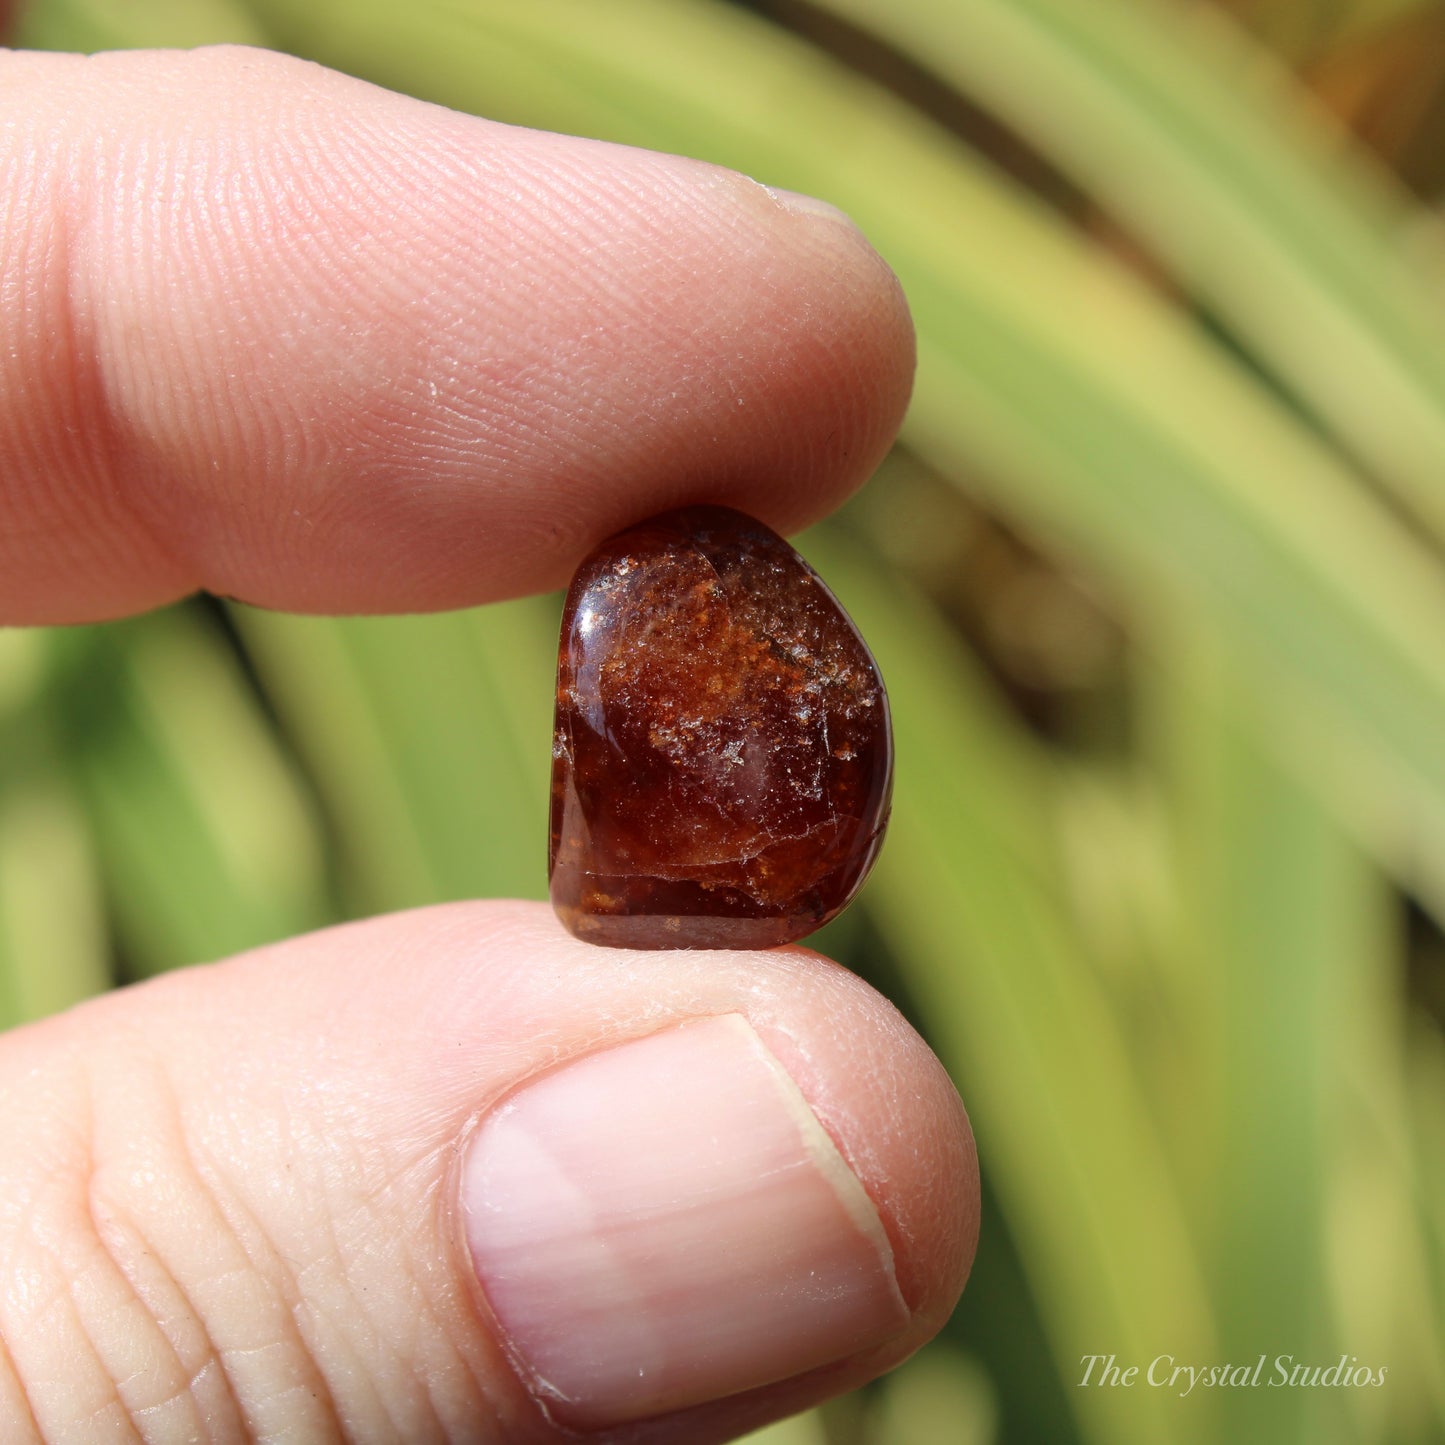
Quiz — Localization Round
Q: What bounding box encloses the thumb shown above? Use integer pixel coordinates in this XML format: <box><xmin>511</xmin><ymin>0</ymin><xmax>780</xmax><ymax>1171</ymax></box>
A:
<box><xmin>0</xmin><ymin>901</ymin><xmax>976</xmax><ymax>1442</ymax></box>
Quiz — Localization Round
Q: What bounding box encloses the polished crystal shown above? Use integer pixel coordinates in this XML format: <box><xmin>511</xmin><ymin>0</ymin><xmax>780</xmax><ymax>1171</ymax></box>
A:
<box><xmin>549</xmin><ymin>506</ymin><xmax>892</xmax><ymax>949</ymax></box>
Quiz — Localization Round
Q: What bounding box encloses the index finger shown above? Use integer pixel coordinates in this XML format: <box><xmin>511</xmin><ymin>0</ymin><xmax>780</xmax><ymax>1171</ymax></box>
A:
<box><xmin>0</xmin><ymin>45</ymin><xmax>913</xmax><ymax>625</ymax></box>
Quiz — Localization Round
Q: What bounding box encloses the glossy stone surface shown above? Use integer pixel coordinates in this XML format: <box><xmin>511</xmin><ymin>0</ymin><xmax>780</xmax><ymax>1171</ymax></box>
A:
<box><xmin>549</xmin><ymin>506</ymin><xmax>892</xmax><ymax>949</ymax></box>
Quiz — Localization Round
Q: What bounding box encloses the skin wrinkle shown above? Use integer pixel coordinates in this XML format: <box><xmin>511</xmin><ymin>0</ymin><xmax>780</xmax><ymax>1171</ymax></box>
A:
<box><xmin>84</xmin><ymin>1144</ymin><xmax>250</xmax><ymax>1443</ymax></box>
<box><xmin>294</xmin><ymin>1144</ymin><xmax>456</xmax><ymax>1442</ymax></box>
<box><xmin>42</xmin><ymin>1165</ymin><xmax>140</xmax><ymax>1441</ymax></box>
<box><xmin>81</xmin><ymin>1187</ymin><xmax>203</xmax><ymax>1443</ymax></box>
<box><xmin>79</xmin><ymin>1063</ymin><xmax>253</xmax><ymax>1444</ymax></box>
<box><xmin>342</xmin><ymin>1166</ymin><xmax>530</xmax><ymax>1439</ymax></box>
<box><xmin>216</xmin><ymin>1280</ymin><xmax>348</xmax><ymax>1445</ymax></box>
<box><xmin>0</xmin><ymin>1055</ymin><xmax>118</xmax><ymax>1443</ymax></box>
<box><xmin>0</xmin><ymin>1330</ymin><xmax>41</xmax><ymax>1444</ymax></box>
<box><xmin>288</xmin><ymin>1272</ymin><xmax>396</xmax><ymax>1443</ymax></box>
<box><xmin>361</xmin><ymin>1173</ymin><xmax>508</xmax><ymax>1445</ymax></box>
<box><xmin>142</xmin><ymin>1096</ymin><xmax>346</xmax><ymax>1444</ymax></box>
<box><xmin>159</xmin><ymin>1018</ymin><xmax>516</xmax><ymax>1445</ymax></box>
<box><xmin>211</xmin><ymin>1198</ymin><xmax>348</xmax><ymax>1443</ymax></box>
<box><xmin>408</xmin><ymin>1197</ymin><xmax>517</xmax><ymax>1444</ymax></box>
<box><xmin>96</xmin><ymin>1214</ymin><xmax>245</xmax><ymax>1444</ymax></box>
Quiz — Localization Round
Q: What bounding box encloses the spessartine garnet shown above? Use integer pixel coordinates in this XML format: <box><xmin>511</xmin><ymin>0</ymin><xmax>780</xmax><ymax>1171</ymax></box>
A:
<box><xmin>549</xmin><ymin>505</ymin><xmax>892</xmax><ymax>949</ymax></box>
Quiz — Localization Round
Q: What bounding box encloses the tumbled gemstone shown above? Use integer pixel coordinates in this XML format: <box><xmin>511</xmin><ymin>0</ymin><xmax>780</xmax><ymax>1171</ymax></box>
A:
<box><xmin>549</xmin><ymin>505</ymin><xmax>892</xmax><ymax>949</ymax></box>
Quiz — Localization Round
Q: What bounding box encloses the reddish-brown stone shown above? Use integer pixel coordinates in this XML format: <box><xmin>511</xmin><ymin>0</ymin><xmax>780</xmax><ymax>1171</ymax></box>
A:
<box><xmin>549</xmin><ymin>506</ymin><xmax>892</xmax><ymax>949</ymax></box>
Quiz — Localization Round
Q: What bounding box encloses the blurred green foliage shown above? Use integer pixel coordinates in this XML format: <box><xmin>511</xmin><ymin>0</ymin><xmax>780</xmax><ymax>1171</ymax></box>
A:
<box><xmin>10</xmin><ymin>0</ymin><xmax>1445</xmax><ymax>1440</ymax></box>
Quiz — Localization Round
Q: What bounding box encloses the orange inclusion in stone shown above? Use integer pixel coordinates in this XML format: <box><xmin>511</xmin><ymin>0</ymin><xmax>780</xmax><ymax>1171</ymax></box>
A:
<box><xmin>549</xmin><ymin>506</ymin><xmax>892</xmax><ymax>949</ymax></box>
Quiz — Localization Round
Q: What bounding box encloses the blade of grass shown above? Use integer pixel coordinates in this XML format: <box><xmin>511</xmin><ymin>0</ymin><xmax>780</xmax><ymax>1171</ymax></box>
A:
<box><xmin>0</xmin><ymin>631</ymin><xmax>111</xmax><ymax>1021</ymax></box>
<box><xmin>14</xmin><ymin>0</ymin><xmax>268</xmax><ymax>48</ymax></box>
<box><xmin>799</xmin><ymin>524</ymin><xmax>1214</xmax><ymax>1445</ymax></box>
<box><xmin>226</xmin><ymin>608</ymin><xmax>439</xmax><ymax>912</ymax></box>
<box><xmin>734</xmin><ymin>1409</ymin><xmax>830</xmax><ymax>1445</ymax></box>
<box><xmin>1048</xmin><ymin>760</ymin><xmax>1210</xmax><ymax>1224</ymax></box>
<box><xmin>231</xmin><ymin>596</ymin><xmax>556</xmax><ymax>915</ymax></box>
<box><xmin>49</xmin><ymin>606</ymin><xmax>331</xmax><ymax>974</ymax></box>
<box><xmin>0</xmin><ymin>630</ymin><xmax>45</xmax><ymax>721</ymax></box>
<box><xmin>1403</xmin><ymin>1021</ymin><xmax>1445</xmax><ymax>1433</ymax></box>
<box><xmin>1323</xmin><ymin>971</ymin><xmax>1445</xmax><ymax>1438</ymax></box>
<box><xmin>904</xmin><ymin>324</ymin><xmax>1445</xmax><ymax>928</ymax></box>
<box><xmin>869</xmin><ymin>1341</ymin><xmax>998</xmax><ymax>1445</ymax></box>
<box><xmin>820</xmin><ymin>0</ymin><xmax>1445</xmax><ymax>550</ymax></box>
<box><xmin>0</xmin><ymin>720</ymin><xmax>110</xmax><ymax>1026</ymax></box>
<box><xmin>1328</xmin><ymin>0</ymin><xmax>1443</xmax><ymax>41</ymax></box>
<box><xmin>1147</xmin><ymin>621</ymin><xmax>1384</xmax><ymax>1444</ymax></box>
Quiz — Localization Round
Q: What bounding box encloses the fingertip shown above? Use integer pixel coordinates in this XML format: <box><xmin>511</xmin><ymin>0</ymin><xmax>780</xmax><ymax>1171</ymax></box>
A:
<box><xmin>452</xmin><ymin>957</ymin><xmax>971</xmax><ymax>1433</ymax></box>
<box><xmin>15</xmin><ymin>897</ymin><xmax>971</xmax><ymax>1441</ymax></box>
<box><xmin>439</xmin><ymin>906</ymin><xmax>976</xmax><ymax>1425</ymax></box>
<box><xmin>239</xmin><ymin>899</ymin><xmax>975</xmax><ymax>1411</ymax></box>
<box><xmin>748</xmin><ymin>939</ymin><xmax>978</xmax><ymax>1337</ymax></box>
<box><xmin>703</xmin><ymin>168</ymin><xmax>917</xmax><ymax>530</ymax></box>
<box><xmin>0</xmin><ymin>45</ymin><xmax>915</xmax><ymax>621</ymax></box>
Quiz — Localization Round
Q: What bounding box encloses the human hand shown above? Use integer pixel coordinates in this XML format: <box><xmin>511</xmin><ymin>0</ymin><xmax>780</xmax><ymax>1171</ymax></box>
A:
<box><xmin>0</xmin><ymin>44</ymin><xmax>977</xmax><ymax>1443</ymax></box>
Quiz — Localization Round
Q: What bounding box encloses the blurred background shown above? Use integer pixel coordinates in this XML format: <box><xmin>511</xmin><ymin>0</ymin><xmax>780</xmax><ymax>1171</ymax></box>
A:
<box><xmin>7</xmin><ymin>0</ymin><xmax>1445</xmax><ymax>1440</ymax></box>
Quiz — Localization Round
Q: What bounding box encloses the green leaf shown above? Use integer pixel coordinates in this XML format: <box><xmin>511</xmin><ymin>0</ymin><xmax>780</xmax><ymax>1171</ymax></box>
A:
<box><xmin>802</xmin><ymin>526</ymin><xmax>1214</xmax><ymax>1445</ymax></box>
<box><xmin>870</xmin><ymin>1341</ymin><xmax>999</xmax><ymax>1445</ymax></box>
<box><xmin>1146</xmin><ymin>622</ymin><xmax>1387</xmax><ymax>1443</ymax></box>
<box><xmin>734</xmin><ymin>1408</ymin><xmax>831</xmax><ymax>1445</ymax></box>
<box><xmin>15</xmin><ymin>0</ymin><xmax>269</xmax><ymax>49</ymax></box>
<box><xmin>819</xmin><ymin>0</ymin><xmax>1445</xmax><ymax>549</ymax></box>
<box><xmin>231</xmin><ymin>596</ymin><xmax>557</xmax><ymax>914</ymax></box>
<box><xmin>51</xmin><ymin>606</ymin><xmax>331</xmax><ymax>974</ymax></box>
<box><xmin>0</xmin><ymin>721</ymin><xmax>110</xmax><ymax>1026</ymax></box>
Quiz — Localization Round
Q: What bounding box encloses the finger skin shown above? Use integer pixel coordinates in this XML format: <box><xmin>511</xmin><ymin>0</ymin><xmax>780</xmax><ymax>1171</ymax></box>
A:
<box><xmin>0</xmin><ymin>42</ymin><xmax>955</xmax><ymax>1442</ymax></box>
<box><xmin>0</xmin><ymin>902</ymin><xmax>977</xmax><ymax>1443</ymax></box>
<box><xmin>0</xmin><ymin>45</ymin><xmax>915</xmax><ymax>624</ymax></box>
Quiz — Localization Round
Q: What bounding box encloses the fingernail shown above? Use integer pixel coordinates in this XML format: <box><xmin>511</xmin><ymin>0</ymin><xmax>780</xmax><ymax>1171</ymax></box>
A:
<box><xmin>461</xmin><ymin>1013</ymin><xmax>907</xmax><ymax>1429</ymax></box>
<box><xmin>766</xmin><ymin>185</ymin><xmax>861</xmax><ymax>231</ymax></box>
